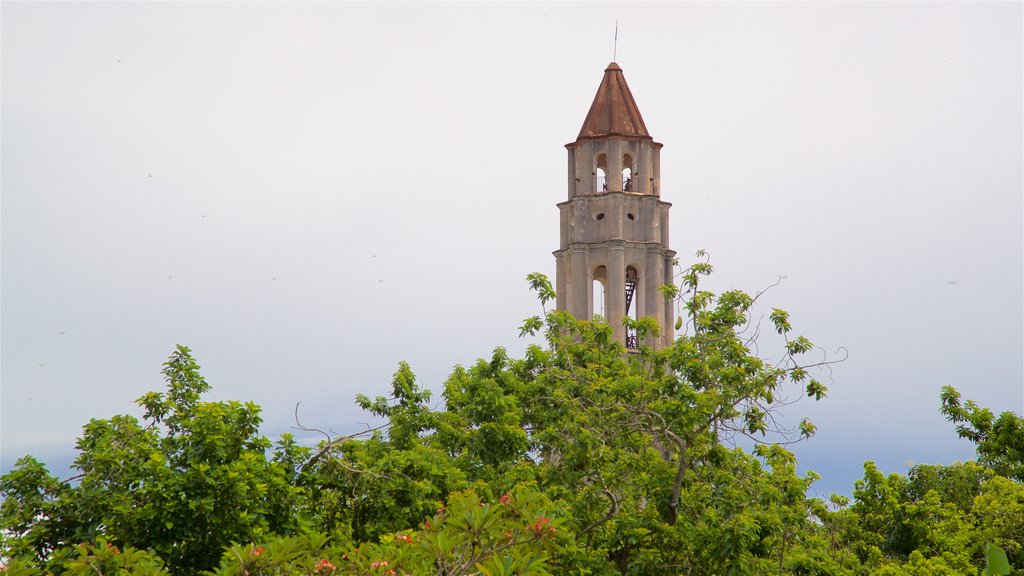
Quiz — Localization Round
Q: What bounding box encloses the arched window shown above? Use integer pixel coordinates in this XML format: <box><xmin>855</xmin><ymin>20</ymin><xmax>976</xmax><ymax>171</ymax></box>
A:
<box><xmin>592</xmin><ymin>265</ymin><xmax>607</xmax><ymax>322</ymax></box>
<box><xmin>625</xmin><ymin>266</ymin><xmax>639</xmax><ymax>348</ymax></box>
<box><xmin>622</xmin><ymin>154</ymin><xmax>634</xmax><ymax>192</ymax></box>
<box><xmin>594</xmin><ymin>154</ymin><xmax>608</xmax><ymax>193</ymax></box>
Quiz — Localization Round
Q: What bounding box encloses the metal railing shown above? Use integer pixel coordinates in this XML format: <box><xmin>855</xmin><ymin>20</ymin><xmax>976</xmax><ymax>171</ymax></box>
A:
<box><xmin>626</xmin><ymin>332</ymin><xmax>638</xmax><ymax>350</ymax></box>
<box><xmin>589</xmin><ymin>174</ymin><xmax>634</xmax><ymax>193</ymax></box>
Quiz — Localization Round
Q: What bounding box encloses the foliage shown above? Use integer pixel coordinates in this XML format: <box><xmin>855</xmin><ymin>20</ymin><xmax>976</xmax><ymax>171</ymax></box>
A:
<box><xmin>820</xmin><ymin>459</ymin><xmax>1023</xmax><ymax>575</ymax></box>
<box><xmin>441</xmin><ymin>254</ymin><xmax>840</xmax><ymax>574</ymax></box>
<box><xmin>3</xmin><ymin>253</ymin><xmax>1019</xmax><ymax>576</ymax></box>
<box><xmin>940</xmin><ymin>386</ymin><xmax>1024</xmax><ymax>482</ymax></box>
<box><xmin>1</xmin><ymin>539</ymin><xmax>169</xmax><ymax>576</ymax></box>
<box><xmin>0</xmin><ymin>346</ymin><xmax>300</xmax><ymax>574</ymax></box>
<box><xmin>297</xmin><ymin>361</ymin><xmax>468</xmax><ymax>545</ymax></box>
<box><xmin>207</xmin><ymin>487</ymin><xmax>563</xmax><ymax>576</ymax></box>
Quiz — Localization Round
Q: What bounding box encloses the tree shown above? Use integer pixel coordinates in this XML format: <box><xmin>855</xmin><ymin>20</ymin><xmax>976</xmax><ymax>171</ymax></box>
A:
<box><xmin>207</xmin><ymin>487</ymin><xmax>565</xmax><ymax>576</ymax></box>
<box><xmin>292</xmin><ymin>361</ymin><xmax>470</xmax><ymax>545</ymax></box>
<box><xmin>940</xmin><ymin>386</ymin><xmax>1024</xmax><ymax>482</ymax></box>
<box><xmin>3</xmin><ymin>254</ymin><xmax>851</xmax><ymax>575</ymax></box>
<box><xmin>437</xmin><ymin>256</ymin><xmax>843</xmax><ymax>574</ymax></box>
<box><xmin>1</xmin><ymin>346</ymin><xmax>301</xmax><ymax>574</ymax></box>
<box><xmin>1</xmin><ymin>539</ymin><xmax>169</xmax><ymax>576</ymax></box>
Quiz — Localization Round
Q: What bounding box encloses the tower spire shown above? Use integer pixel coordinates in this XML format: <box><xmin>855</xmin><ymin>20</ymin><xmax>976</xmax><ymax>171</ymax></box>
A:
<box><xmin>576</xmin><ymin>62</ymin><xmax>651</xmax><ymax>141</ymax></box>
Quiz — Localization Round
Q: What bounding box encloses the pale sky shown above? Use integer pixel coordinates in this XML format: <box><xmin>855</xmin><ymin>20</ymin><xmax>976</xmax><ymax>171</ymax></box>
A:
<box><xmin>2</xmin><ymin>2</ymin><xmax>1022</xmax><ymax>497</ymax></box>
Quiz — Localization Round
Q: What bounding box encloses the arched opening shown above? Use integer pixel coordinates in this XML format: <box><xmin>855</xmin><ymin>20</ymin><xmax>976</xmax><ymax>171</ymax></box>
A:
<box><xmin>592</xmin><ymin>265</ymin><xmax>607</xmax><ymax>322</ymax></box>
<box><xmin>625</xmin><ymin>266</ymin><xmax>639</xmax><ymax>349</ymax></box>
<box><xmin>622</xmin><ymin>154</ymin><xmax>634</xmax><ymax>192</ymax></box>
<box><xmin>594</xmin><ymin>154</ymin><xmax>608</xmax><ymax>193</ymax></box>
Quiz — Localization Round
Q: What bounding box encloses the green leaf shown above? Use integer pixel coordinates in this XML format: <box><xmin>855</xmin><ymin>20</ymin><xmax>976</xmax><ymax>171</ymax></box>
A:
<box><xmin>659</xmin><ymin>283</ymin><xmax>680</xmax><ymax>300</ymax></box>
<box><xmin>769</xmin><ymin>308</ymin><xmax>791</xmax><ymax>334</ymax></box>
<box><xmin>985</xmin><ymin>542</ymin><xmax>1011</xmax><ymax>575</ymax></box>
<box><xmin>806</xmin><ymin>379</ymin><xmax>827</xmax><ymax>401</ymax></box>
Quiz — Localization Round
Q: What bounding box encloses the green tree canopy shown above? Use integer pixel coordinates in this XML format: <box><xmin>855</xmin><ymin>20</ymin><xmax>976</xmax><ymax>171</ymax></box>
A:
<box><xmin>1</xmin><ymin>346</ymin><xmax>301</xmax><ymax>573</ymax></box>
<box><xmin>3</xmin><ymin>255</ymin><xmax>1018</xmax><ymax>576</ymax></box>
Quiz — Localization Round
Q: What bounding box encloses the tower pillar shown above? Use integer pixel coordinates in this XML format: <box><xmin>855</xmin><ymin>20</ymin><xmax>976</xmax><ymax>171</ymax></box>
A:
<box><xmin>607</xmin><ymin>244</ymin><xmax>626</xmax><ymax>342</ymax></box>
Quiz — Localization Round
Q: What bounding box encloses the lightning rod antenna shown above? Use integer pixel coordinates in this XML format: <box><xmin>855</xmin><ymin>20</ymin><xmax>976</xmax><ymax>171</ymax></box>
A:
<box><xmin>613</xmin><ymin>20</ymin><xmax>619</xmax><ymax>62</ymax></box>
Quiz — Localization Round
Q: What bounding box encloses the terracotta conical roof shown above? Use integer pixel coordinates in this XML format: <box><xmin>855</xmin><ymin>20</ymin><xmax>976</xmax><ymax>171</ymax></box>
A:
<box><xmin>577</xmin><ymin>62</ymin><xmax>651</xmax><ymax>140</ymax></box>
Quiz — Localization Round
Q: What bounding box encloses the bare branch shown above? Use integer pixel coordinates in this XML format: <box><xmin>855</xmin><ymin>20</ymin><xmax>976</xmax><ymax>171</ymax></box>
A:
<box><xmin>580</xmin><ymin>487</ymin><xmax>620</xmax><ymax>539</ymax></box>
<box><xmin>60</xmin><ymin>472</ymin><xmax>86</xmax><ymax>484</ymax></box>
<box><xmin>292</xmin><ymin>402</ymin><xmax>391</xmax><ymax>475</ymax></box>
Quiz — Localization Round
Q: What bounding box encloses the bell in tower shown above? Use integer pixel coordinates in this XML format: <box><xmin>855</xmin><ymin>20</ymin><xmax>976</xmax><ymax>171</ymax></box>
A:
<box><xmin>553</xmin><ymin>62</ymin><xmax>676</xmax><ymax>349</ymax></box>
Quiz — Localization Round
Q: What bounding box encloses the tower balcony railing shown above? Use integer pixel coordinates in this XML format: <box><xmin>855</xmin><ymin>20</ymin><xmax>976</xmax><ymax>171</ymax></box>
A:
<box><xmin>590</xmin><ymin>175</ymin><xmax>634</xmax><ymax>194</ymax></box>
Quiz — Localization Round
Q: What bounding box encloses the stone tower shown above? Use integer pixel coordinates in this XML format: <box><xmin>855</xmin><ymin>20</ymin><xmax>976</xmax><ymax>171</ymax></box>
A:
<box><xmin>554</xmin><ymin>62</ymin><xmax>675</xmax><ymax>349</ymax></box>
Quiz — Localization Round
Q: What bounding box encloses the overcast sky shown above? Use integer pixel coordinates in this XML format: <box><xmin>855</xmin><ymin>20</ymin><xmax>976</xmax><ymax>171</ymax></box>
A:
<box><xmin>2</xmin><ymin>2</ymin><xmax>1021</xmax><ymax>497</ymax></box>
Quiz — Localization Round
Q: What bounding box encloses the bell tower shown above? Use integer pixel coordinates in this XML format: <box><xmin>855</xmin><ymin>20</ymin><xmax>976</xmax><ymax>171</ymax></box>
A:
<box><xmin>554</xmin><ymin>62</ymin><xmax>675</xmax><ymax>349</ymax></box>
